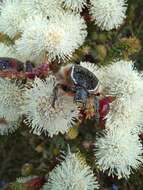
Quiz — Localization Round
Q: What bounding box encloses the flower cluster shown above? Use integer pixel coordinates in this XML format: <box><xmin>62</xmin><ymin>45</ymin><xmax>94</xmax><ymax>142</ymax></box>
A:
<box><xmin>0</xmin><ymin>0</ymin><xmax>143</xmax><ymax>186</ymax></box>
<box><xmin>0</xmin><ymin>0</ymin><xmax>128</xmax><ymax>65</ymax></box>
<box><xmin>0</xmin><ymin>78</ymin><xmax>24</xmax><ymax>122</ymax></box>
<box><xmin>15</xmin><ymin>14</ymin><xmax>49</xmax><ymax>63</ymax></box>
<box><xmin>0</xmin><ymin>43</ymin><xmax>16</xmax><ymax>58</ymax></box>
<box><xmin>81</xmin><ymin>61</ymin><xmax>143</xmax><ymax>178</ymax></box>
<box><xmin>0</xmin><ymin>78</ymin><xmax>24</xmax><ymax>135</ymax></box>
<box><xmin>95</xmin><ymin>128</ymin><xmax>143</xmax><ymax>179</ymax></box>
<box><xmin>97</xmin><ymin>60</ymin><xmax>143</xmax><ymax>132</ymax></box>
<box><xmin>15</xmin><ymin>12</ymin><xmax>87</xmax><ymax>63</ymax></box>
<box><xmin>43</xmin><ymin>151</ymin><xmax>99</xmax><ymax>190</ymax></box>
<box><xmin>0</xmin><ymin>0</ymin><xmax>27</xmax><ymax>38</ymax></box>
<box><xmin>90</xmin><ymin>0</ymin><xmax>127</xmax><ymax>30</ymax></box>
<box><xmin>23</xmin><ymin>76</ymin><xmax>78</xmax><ymax>137</ymax></box>
<box><xmin>23</xmin><ymin>0</ymin><xmax>62</xmax><ymax>18</ymax></box>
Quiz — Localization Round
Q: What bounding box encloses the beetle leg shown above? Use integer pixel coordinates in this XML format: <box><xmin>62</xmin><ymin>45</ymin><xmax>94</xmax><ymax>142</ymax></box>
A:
<box><xmin>51</xmin><ymin>84</ymin><xmax>60</xmax><ymax>108</ymax></box>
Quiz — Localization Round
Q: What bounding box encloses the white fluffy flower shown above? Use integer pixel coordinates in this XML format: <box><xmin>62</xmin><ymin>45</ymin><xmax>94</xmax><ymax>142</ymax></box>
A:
<box><xmin>95</xmin><ymin>128</ymin><xmax>143</xmax><ymax>179</ymax></box>
<box><xmin>80</xmin><ymin>61</ymin><xmax>143</xmax><ymax>106</ymax></box>
<box><xmin>15</xmin><ymin>15</ymin><xmax>48</xmax><ymax>62</ymax></box>
<box><xmin>23</xmin><ymin>0</ymin><xmax>62</xmax><ymax>18</ymax></box>
<box><xmin>23</xmin><ymin>76</ymin><xmax>78</xmax><ymax>137</ymax></box>
<box><xmin>98</xmin><ymin>60</ymin><xmax>143</xmax><ymax>100</ymax></box>
<box><xmin>0</xmin><ymin>43</ymin><xmax>15</xmax><ymax>58</ymax></box>
<box><xmin>44</xmin><ymin>12</ymin><xmax>87</xmax><ymax>61</ymax></box>
<box><xmin>106</xmin><ymin>97</ymin><xmax>143</xmax><ymax>133</ymax></box>
<box><xmin>80</xmin><ymin>61</ymin><xmax>143</xmax><ymax>133</ymax></box>
<box><xmin>43</xmin><ymin>151</ymin><xmax>99</xmax><ymax>190</ymax></box>
<box><xmin>16</xmin><ymin>12</ymin><xmax>87</xmax><ymax>62</ymax></box>
<box><xmin>97</xmin><ymin>60</ymin><xmax>143</xmax><ymax>133</ymax></box>
<box><xmin>0</xmin><ymin>43</ymin><xmax>27</xmax><ymax>62</ymax></box>
<box><xmin>90</xmin><ymin>0</ymin><xmax>127</xmax><ymax>30</ymax></box>
<box><xmin>61</xmin><ymin>0</ymin><xmax>87</xmax><ymax>12</ymax></box>
<box><xmin>0</xmin><ymin>78</ymin><xmax>24</xmax><ymax>122</ymax></box>
<box><xmin>0</xmin><ymin>0</ymin><xmax>27</xmax><ymax>38</ymax></box>
<box><xmin>0</xmin><ymin>119</ymin><xmax>17</xmax><ymax>135</ymax></box>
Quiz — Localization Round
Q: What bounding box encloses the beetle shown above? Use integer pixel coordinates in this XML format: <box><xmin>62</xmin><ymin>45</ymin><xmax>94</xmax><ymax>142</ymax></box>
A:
<box><xmin>55</xmin><ymin>64</ymin><xmax>100</xmax><ymax>108</ymax></box>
